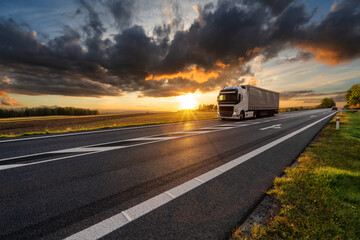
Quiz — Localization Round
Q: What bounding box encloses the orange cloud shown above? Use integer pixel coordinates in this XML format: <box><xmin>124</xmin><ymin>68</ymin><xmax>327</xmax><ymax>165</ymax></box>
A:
<box><xmin>246</xmin><ymin>47</ymin><xmax>262</xmax><ymax>57</ymax></box>
<box><xmin>297</xmin><ymin>44</ymin><xmax>350</xmax><ymax>66</ymax></box>
<box><xmin>0</xmin><ymin>91</ymin><xmax>22</xmax><ymax>106</ymax></box>
<box><xmin>193</xmin><ymin>5</ymin><xmax>200</xmax><ymax>14</ymax></box>
<box><xmin>247</xmin><ymin>77</ymin><xmax>258</xmax><ymax>86</ymax></box>
<box><xmin>2</xmin><ymin>76</ymin><xmax>11</xmax><ymax>84</ymax></box>
<box><xmin>146</xmin><ymin>64</ymin><xmax>226</xmax><ymax>83</ymax></box>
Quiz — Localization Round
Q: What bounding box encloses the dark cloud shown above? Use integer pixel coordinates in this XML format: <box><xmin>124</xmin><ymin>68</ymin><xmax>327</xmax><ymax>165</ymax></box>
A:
<box><xmin>295</xmin><ymin>0</ymin><xmax>360</xmax><ymax>65</ymax></box>
<box><xmin>278</xmin><ymin>51</ymin><xmax>314</xmax><ymax>64</ymax></box>
<box><xmin>249</xmin><ymin>0</ymin><xmax>297</xmax><ymax>15</ymax></box>
<box><xmin>104</xmin><ymin>0</ymin><xmax>136</xmax><ymax>29</ymax></box>
<box><xmin>280</xmin><ymin>90</ymin><xmax>346</xmax><ymax>102</ymax></box>
<box><xmin>332</xmin><ymin>92</ymin><xmax>346</xmax><ymax>102</ymax></box>
<box><xmin>0</xmin><ymin>0</ymin><xmax>359</xmax><ymax>98</ymax></box>
<box><xmin>280</xmin><ymin>90</ymin><xmax>314</xmax><ymax>100</ymax></box>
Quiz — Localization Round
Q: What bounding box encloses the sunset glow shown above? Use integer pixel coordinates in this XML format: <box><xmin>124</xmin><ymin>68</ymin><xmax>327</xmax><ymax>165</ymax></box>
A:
<box><xmin>146</xmin><ymin>65</ymin><xmax>222</xmax><ymax>83</ymax></box>
<box><xmin>179</xmin><ymin>94</ymin><xmax>198</xmax><ymax>110</ymax></box>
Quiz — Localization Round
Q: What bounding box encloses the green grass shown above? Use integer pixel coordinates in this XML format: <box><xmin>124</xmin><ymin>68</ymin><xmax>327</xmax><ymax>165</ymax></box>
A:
<box><xmin>233</xmin><ymin>111</ymin><xmax>360</xmax><ymax>239</ymax></box>
<box><xmin>278</xmin><ymin>107</ymin><xmax>317</xmax><ymax>112</ymax></box>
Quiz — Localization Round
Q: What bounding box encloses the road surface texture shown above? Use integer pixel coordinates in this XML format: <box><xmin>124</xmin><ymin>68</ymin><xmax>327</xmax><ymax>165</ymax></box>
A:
<box><xmin>0</xmin><ymin>109</ymin><xmax>337</xmax><ymax>240</ymax></box>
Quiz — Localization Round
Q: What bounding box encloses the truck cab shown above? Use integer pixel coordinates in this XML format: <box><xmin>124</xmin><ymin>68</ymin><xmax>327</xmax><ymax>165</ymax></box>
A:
<box><xmin>217</xmin><ymin>86</ymin><xmax>251</xmax><ymax>120</ymax></box>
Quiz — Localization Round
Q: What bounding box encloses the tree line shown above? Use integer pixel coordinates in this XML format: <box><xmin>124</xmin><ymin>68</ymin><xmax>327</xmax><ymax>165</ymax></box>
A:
<box><xmin>345</xmin><ymin>83</ymin><xmax>360</xmax><ymax>108</ymax></box>
<box><xmin>197</xmin><ymin>104</ymin><xmax>217</xmax><ymax>111</ymax></box>
<box><xmin>0</xmin><ymin>107</ymin><xmax>99</xmax><ymax>118</ymax></box>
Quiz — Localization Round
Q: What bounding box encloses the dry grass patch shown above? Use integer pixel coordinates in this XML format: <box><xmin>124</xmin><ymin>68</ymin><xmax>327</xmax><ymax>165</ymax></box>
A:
<box><xmin>0</xmin><ymin>111</ymin><xmax>217</xmax><ymax>137</ymax></box>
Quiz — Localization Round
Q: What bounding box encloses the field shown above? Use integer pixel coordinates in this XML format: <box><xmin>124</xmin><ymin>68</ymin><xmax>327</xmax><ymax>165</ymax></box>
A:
<box><xmin>233</xmin><ymin>111</ymin><xmax>360</xmax><ymax>239</ymax></box>
<box><xmin>0</xmin><ymin>111</ymin><xmax>217</xmax><ymax>137</ymax></box>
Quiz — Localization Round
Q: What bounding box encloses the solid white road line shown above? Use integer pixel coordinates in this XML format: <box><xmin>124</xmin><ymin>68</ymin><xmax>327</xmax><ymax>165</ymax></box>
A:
<box><xmin>64</xmin><ymin>112</ymin><xmax>336</xmax><ymax>240</ymax></box>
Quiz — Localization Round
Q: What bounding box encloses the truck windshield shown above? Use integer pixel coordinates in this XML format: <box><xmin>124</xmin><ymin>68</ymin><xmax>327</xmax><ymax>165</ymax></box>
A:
<box><xmin>218</xmin><ymin>93</ymin><xmax>237</xmax><ymax>103</ymax></box>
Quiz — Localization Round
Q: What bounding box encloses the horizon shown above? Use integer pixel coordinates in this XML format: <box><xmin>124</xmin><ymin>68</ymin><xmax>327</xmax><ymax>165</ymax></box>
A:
<box><xmin>1</xmin><ymin>0</ymin><xmax>359</xmax><ymax>111</ymax></box>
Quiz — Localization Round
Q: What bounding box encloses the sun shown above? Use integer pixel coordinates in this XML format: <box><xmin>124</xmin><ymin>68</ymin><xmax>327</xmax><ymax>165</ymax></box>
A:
<box><xmin>179</xmin><ymin>94</ymin><xmax>198</xmax><ymax>110</ymax></box>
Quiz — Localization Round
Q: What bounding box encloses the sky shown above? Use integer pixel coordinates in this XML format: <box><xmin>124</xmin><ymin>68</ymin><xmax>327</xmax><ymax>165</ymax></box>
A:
<box><xmin>0</xmin><ymin>0</ymin><xmax>359</xmax><ymax>112</ymax></box>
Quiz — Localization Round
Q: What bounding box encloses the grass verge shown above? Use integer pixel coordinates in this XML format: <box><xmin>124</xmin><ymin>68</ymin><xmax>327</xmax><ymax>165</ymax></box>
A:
<box><xmin>233</xmin><ymin>111</ymin><xmax>360</xmax><ymax>239</ymax></box>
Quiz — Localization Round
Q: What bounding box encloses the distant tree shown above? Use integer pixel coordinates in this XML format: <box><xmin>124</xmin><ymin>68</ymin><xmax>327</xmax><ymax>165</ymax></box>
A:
<box><xmin>318</xmin><ymin>98</ymin><xmax>336</xmax><ymax>108</ymax></box>
<box><xmin>345</xmin><ymin>83</ymin><xmax>360</xmax><ymax>107</ymax></box>
<box><xmin>197</xmin><ymin>104</ymin><xmax>217</xmax><ymax>111</ymax></box>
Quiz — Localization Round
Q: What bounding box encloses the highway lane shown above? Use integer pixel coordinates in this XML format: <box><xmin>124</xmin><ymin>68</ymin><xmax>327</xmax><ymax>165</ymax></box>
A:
<box><xmin>0</xmin><ymin>109</ymin><xmax>336</xmax><ymax>239</ymax></box>
<box><xmin>0</xmin><ymin>110</ymin><xmax>322</xmax><ymax>159</ymax></box>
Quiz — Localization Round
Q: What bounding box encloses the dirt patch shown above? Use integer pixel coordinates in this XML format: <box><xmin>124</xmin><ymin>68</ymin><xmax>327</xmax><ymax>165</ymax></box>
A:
<box><xmin>0</xmin><ymin>111</ymin><xmax>218</xmax><ymax>136</ymax></box>
<box><xmin>0</xmin><ymin>113</ymin><xmax>158</xmax><ymax>135</ymax></box>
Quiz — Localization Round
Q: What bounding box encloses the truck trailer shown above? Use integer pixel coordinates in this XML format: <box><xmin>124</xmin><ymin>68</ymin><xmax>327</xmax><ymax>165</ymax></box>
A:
<box><xmin>217</xmin><ymin>85</ymin><xmax>279</xmax><ymax>120</ymax></box>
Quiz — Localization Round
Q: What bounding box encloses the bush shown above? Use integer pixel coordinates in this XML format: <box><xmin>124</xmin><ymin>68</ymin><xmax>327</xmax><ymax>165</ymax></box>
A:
<box><xmin>0</xmin><ymin>107</ymin><xmax>99</xmax><ymax>118</ymax></box>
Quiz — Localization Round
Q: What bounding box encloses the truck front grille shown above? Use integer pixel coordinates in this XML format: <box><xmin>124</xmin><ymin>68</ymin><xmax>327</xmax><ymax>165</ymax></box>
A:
<box><xmin>219</xmin><ymin>106</ymin><xmax>234</xmax><ymax>117</ymax></box>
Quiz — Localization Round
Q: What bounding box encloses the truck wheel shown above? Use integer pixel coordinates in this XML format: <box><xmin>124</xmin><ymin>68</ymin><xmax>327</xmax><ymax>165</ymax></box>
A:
<box><xmin>240</xmin><ymin>111</ymin><xmax>245</xmax><ymax>120</ymax></box>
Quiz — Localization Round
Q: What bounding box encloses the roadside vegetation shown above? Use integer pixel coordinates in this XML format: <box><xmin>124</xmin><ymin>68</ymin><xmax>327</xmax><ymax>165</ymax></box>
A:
<box><xmin>345</xmin><ymin>83</ymin><xmax>360</xmax><ymax>109</ymax></box>
<box><xmin>233</xmin><ymin>110</ymin><xmax>360</xmax><ymax>239</ymax></box>
<box><xmin>197</xmin><ymin>104</ymin><xmax>217</xmax><ymax>111</ymax></box>
<box><xmin>0</xmin><ymin>106</ymin><xmax>99</xmax><ymax>118</ymax></box>
<box><xmin>278</xmin><ymin>106</ymin><xmax>317</xmax><ymax>112</ymax></box>
<box><xmin>0</xmin><ymin>110</ymin><xmax>217</xmax><ymax>137</ymax></box>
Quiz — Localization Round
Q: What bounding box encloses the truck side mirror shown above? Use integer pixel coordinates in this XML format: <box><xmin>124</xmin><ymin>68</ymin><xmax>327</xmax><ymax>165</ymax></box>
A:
<box><xmin>238</xmin><ymin>94</ymin><xmax>242</xmax><ymax>103</ymax></box>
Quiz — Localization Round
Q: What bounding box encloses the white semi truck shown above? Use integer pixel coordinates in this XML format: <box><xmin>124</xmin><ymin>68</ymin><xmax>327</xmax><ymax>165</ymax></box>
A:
<box><xmin>217</xmin><ymin>85</ymin><xmax>279</xmax><ymax>120</ymax></box>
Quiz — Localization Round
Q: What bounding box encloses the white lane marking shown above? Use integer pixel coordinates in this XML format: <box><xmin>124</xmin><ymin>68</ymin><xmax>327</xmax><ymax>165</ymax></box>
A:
<box><xmin>125</xmin><ymin>193</ymin><xmax>173</xmax><ymax>221</ymax></box>
<box><xmin>0</xmin><ymin>119</ymin><xmax>217</xmax><ymax>143</ymax></box>
<box><xmin>165</xmin><ymin>191</ymin><xmax>176</xmax><ymax>199</ymax></box>
<box><xmin>121</xmin><ymin>211</ymin><xmax>133</xmax><ymax>222</ymax></box>
<box><xmin>132</xmin><ymin>137</ymin><xmax>175</xmax><ymax>141</ymax></box>
<box><xmin>0</xmin><ymin>151</ymin><xmax>98</xmax><ymax>171</ymax></box>
<box><xmin>167</xmin><ymin>179</ymin><xmax>202</xmax><ymax>198</ymax></box>
<box><xmin>194</xmin><ymin>177</ymin><xmax>205</xmax><ymax>183</ymax></box>
<box><xmin>53</xmin><ymin>147</ymin><xmax>122</xmax><ymax>153</ymax></box>
<box><xmin>310</xmin><ymin>115</ymin><xmax>317</xmax><ymax>117</ymax></box>
<box><xmin>69</xmin><ymin>211</ymin><xmax>129</xmax><ymax>240</ymax></box>
<box><xmin>65</xmin><ymin>112</ymin><xmax>336</xmax><ymax>240</ymax></box>
<box><xmin>0</xmin><ymin>110</ymin><xmax>329</xmax><ymax>170</ymax></box>
<box><xmin>0</xmin><ymin>164</ymin><xmax>24</xmax><ymax>171</ymax></box>
<box><xmin>260</xmin><ymin>124</ymin><xmax>282</xmax><ymax>130</ymax></box>
<box><xmin>196</xmin><ymin>168</ymin><xmax>223</xmax><ymax>182</ymax></box>
<box><xmin>51</xmin><ymin>148</ymin><xmax>99</xmax><ymax>153</ymax></box>
<box><xmin>218</xmin><ymin>124</ymin><xmax>239</xmax><ymax>127</ymax></box>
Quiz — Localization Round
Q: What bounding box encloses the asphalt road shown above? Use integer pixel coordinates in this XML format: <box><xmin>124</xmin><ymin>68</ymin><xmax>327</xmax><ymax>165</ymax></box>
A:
<box><xmin>0</xmin><ymin>109</ymin><xmax>337</xmax><ymax>240</ymax></box>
